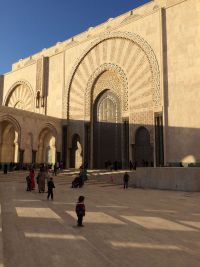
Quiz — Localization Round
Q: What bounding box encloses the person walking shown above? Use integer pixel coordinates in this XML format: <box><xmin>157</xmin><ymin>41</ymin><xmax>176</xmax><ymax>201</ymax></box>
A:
<box><xmin>47</xmin><ymin>177</ymin><xmax>55</xmax><ymax>200</ymax></box>
<box><xmin>75</xmin><ymin>196</ymin><xmax>85</xmax><ymax>227</ymax></box>
<box><xmin>123</xmin><ymin>172</ymin><xmax>129</xmax><ymax>189</ymax></box>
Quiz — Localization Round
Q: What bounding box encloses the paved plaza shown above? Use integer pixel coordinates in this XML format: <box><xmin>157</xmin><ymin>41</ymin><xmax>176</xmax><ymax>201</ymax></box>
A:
<box><xmin>0</xmin><ymin>171</ymin><xmax>200</xmax><ymax>267</ymax></box>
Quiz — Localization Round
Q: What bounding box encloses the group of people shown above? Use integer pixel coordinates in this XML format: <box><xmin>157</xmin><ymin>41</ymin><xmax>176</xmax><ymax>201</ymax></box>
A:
<box><xmin>24</xmin><ymin>163</ymin><xmax>132</xmax><ymax>227</ymax></box>
<box><xmin>104</xmin><ymin>160</ymin><xmax>123</xmax><ymax>170</ymax></box>
<box><xmin>104</xmin><ymin>160</ymin><xmax>138</xmax><ymax>171</ymax></box>
<box><xmin>26</xmin><ymin>165</ymin><xmax>55</xmax><ymax>200</ymax></box>
<box><xmin>25</xmin><ymin>166</ymin><xmax>85</xmax><ymax>226</ymax></box>
<box><xmin>1</xmin><ymin>162</ymin><xmax>36</xmax><ymax>172</ymax></box>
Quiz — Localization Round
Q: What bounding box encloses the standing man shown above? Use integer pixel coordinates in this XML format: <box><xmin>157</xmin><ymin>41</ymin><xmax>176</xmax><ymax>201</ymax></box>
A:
<box><xmin>3</xmin><ymin>164</ymin><xmax>8</xmax><ymax>174</ymax></box>
<box><xmin>76</xmin><ymin>196</ymin><xmax>86</xmax><ymax>227</ymax></box>
<box><xmin>123</xmin><ymin>172</ymin><xmax>129</xmax><ymax>189</ymax></box>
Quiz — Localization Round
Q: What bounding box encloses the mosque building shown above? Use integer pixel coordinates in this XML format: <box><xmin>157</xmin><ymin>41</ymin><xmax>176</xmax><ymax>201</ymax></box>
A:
<box><xmin>0</xmin><ymin>0</ymin><xmax>199</xmax><ymax>169</ymax></box>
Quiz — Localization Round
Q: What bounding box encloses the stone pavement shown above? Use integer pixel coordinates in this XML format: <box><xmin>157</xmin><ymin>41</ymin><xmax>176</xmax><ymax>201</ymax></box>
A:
<box><xmin>0</xmin><ymin>171</ymin><xmax>200</xmax><ymax>267</ymax></box>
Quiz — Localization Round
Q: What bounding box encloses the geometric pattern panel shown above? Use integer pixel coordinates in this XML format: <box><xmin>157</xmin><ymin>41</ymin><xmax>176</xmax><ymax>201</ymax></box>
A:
<box><xmin>85</xmin><ymin>63</ymin><xmax>128</xmax><ymax>120</ymax></box>
<box><xmin>65</xmin><ymin>31</ymin><xmax>161</xmax><ymax>120</ymax></box>
<box><xmin>68</xmin><ymin>36</ymin><xmax>155</xmax><ymax>120</ymax></box>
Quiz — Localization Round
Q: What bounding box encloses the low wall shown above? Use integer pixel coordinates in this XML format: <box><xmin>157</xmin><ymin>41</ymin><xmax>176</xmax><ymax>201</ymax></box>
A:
<box><xmin>90</xmin><ymin>168</ymin><xmax>200</xmax><ymax>192</ymax></box>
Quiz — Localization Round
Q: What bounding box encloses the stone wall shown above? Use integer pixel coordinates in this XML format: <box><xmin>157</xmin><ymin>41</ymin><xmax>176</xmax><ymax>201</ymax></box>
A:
<box><xmin>3</xmin><ymin>63</ymin><xmax>37</xmax><ymax>102</ymax></box>
<box><xmin>165</xmin><ymin>0</ymin><xmax>200</xmax><ymax>164</ymax></box>
<box><xmin>91</xmin><ymin>167</ymin><xmax>200</xmax><ymax>192</ymax></box>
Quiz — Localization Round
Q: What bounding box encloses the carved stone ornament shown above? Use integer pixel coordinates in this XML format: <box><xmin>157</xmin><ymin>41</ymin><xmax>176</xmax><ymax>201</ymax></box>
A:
<box><xmin>63</xmin><ymin>31</ymin><xmax>161</xmax><ymax>119</ymax></box>
<box><xmin>84</xmin><ymin>63</ymin><xmax>128</xmax><ymax>120</ymax></box>
<box><xmin>3</xmin><ymin>80</ymin><xmax>35</xmax><ymax>112</ymax></box>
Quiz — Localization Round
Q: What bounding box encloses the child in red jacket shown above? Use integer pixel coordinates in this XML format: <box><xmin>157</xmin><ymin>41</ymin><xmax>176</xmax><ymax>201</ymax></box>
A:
<box><xmin>76</xmin><ymin>196</ymin><xmax>85</xmax><ymax>227</ymax></box>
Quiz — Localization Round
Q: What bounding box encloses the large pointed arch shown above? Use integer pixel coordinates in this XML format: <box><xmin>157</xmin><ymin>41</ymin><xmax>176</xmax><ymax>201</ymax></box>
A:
<box><xmin>64</xmin><ymin>31</ymin><xmax>161</xmax><ymax>119</ymax></box>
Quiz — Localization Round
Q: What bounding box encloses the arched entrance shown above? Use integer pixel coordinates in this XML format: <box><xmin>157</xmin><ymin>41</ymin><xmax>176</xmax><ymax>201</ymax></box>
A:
<box><xmin>134</xmin><ymin>127</ymin><xmax>153</xmax><ymax>166</ymax></box>
<box><xmin>0</xmin><ymin>121</ymin><xmax>19</xmax><ymax>163</ymax></box>
<box><xmin>66</xmin><ymin>33</ymin><xmax>162</xmax><ymax>168</ymax></box>
<box><xmin>70</xmin><ymin>134</ymin><xmax>82</xmax><ymax>169</ymax></box>
<box><xmin>37</xmin><ymin>128</ymin><xmax>56</xmax><ymax>164</ymax></box>
<box><xmin>93</xmin><ymin>90</ymin><xmax>122</xmax><ymax>169</ymax></box>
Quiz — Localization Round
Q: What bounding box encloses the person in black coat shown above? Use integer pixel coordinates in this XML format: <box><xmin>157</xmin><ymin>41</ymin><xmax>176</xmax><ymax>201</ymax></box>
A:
<box><xmin>123</xmin><ymin>172</ymin><xmax>129</xmax><ymax>189</ymax></box>
<box><xmin>3</xmin><ymin>164</ymin><xmax>8</xmax><ymax>174</ymax></box>
<box><xmin>47</xmin><ymin>177</ymin><xmax>55</xmax><ymax>200</ymax></box>
<box><xmin>76</xmin><ymin>196</ymin><xmax>85</xmax><ymax>227</ymax></box>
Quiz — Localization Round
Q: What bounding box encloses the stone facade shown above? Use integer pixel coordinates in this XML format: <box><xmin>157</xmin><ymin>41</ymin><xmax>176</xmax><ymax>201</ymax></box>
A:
<box><xmin>0</xmin><ymin>0</ymin><xmax>200</xmax><ymax>168</ymax></box>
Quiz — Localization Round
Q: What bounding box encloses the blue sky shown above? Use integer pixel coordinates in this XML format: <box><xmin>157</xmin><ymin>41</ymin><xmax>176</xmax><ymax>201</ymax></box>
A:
<box><xmin>0</xmin><ymin>0</ymin><xmax>150</xmax><ymax>74</ymax></box>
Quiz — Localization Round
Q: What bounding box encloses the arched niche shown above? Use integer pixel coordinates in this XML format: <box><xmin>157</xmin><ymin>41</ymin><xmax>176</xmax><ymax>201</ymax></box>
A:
<box><xmin>37</xmin><ymin>127</ymin><xmax>57</xmax><ymax>164</ymax></box>
<box><xmin>133</xmin><ymin>126</ymin><xmax>153</xmax><ymax>166</ymax></box>
<box><xmin>93</xmin><ymin>90</ymin><xmax>122</xmax><ymax>169</ymax></box>
<box><xmin>70</xmin><ymin>134</ymin><xmax>83</xmax><ymax>169</ymax></box>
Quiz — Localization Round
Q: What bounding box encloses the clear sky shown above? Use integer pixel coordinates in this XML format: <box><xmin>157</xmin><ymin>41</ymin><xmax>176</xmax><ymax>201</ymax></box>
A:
<box><xmin>0</xmin><ymin>0</ymin><xmax>151</xmax><ymax>74</ymax></box>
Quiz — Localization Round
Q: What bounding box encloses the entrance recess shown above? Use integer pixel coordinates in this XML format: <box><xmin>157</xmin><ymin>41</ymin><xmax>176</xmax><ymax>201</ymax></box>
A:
<box><xmin>93</xmin><ymin>90</ymin><xmax>122</xmax><ymax>169</ymax></box>
<box><xmin>70</xmin><ymin>134</ymin><xmax>82</xmax><ymax>169</ymax></box>
<box><xmin>134</xmin><ymin>127</ymin><xmax>153</xmax><ymax>166</ymax></box>
<box><xmin>37</xmin><ymin>128</ymin><xmax>56</xmax><ymax>164</ymax></box>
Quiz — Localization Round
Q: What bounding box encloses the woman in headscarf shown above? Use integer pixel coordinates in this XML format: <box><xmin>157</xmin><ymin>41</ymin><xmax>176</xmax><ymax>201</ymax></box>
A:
<box><xmin>29</xmin><ymin>169</ymin><xmax>35</xmax><ymax>190</ymax></box>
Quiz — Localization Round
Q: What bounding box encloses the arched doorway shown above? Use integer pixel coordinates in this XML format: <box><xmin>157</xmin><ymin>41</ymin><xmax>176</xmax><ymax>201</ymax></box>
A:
<box><xmin>70</xmin><ymin>134</ymin><xmax>82</xmax><ymax>169</ymax></box>
<box><xmin>93</xmin><ymin>90</ymin><xmax>122</xmax><ymax>169</ymax></box>
<box><xmin>37</xmin><ymin>128</ymin><xmax>56</xmax><ymax>164</ymax></box>
<box><xmin>0</xmin><ymin>121</ymin><xmax>19</xmax><ymax>163</ymax></box>
<box><xmin>134</xmin><ymin>127</ymin><xmax>153</xmax><ymax>166</ymax></box>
